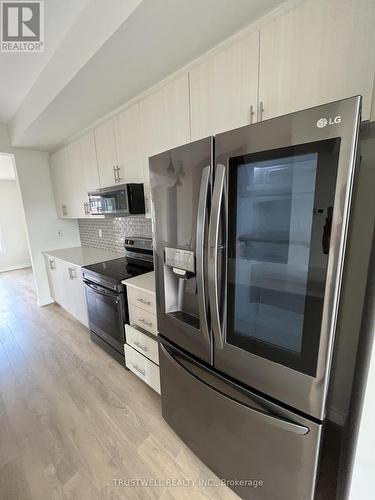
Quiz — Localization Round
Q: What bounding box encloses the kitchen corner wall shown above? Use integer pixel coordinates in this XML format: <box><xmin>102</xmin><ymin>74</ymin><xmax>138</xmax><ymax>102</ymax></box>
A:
<box><xmin>78</xmin><ymin>216</ymin><xmax>152</xmax><ymax>253</ymax></box>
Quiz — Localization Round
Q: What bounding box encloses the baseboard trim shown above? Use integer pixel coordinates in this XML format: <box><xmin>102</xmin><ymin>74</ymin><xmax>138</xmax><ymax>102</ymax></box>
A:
<box><xmin>38</xmin><ymin>298</ymin><xmax>55</xmax><ymax>307</ymax></box>
<box><xmin>0</xmin><ymin>263</ymin><xmax>31</xmax><ymax>273</ymax></box>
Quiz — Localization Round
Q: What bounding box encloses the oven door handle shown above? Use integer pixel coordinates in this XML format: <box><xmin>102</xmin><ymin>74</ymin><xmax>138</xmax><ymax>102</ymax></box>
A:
<box><xmin>208</xmin><ymin>164</ymin><xmax>226</xmax><ymax>349</ymax></box>
<box><xmin>83</xmin><ymin>280</ymin><xmax>118</xmax><ymax>298</ymax></box>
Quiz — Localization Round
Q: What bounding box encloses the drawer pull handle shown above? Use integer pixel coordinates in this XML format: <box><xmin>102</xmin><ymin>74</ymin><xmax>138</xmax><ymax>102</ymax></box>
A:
<box><xmin>139</xmin><ymin>318</ymin><xmax>153</xmax><ymax>327</ymax></box>
<box><xmin>137</xmin><ymin>297</ymin><xmax>151</xmax><ymax>305</ymax></box>
<box><xmin>134</xmin><ymin>340</ymin><xmax>148</xmax><ymax>352</ymax></box>
<box><xmin>132</xmin><ymin>364</ymin><xmax>146</xmax><ymax>376</ymax></box>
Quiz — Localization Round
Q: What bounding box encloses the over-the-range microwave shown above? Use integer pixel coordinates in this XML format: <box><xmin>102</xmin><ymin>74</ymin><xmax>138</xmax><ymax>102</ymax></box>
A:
<box><xmin>88</xmin><ymin>183</ymin><xmax>145</xmax><ymax>216</ymax></box>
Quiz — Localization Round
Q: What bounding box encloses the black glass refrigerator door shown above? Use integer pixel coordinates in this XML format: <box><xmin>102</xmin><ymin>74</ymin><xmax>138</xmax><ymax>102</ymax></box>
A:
<box><xmin>150</xmin><ymin>137</ymin><xmax>213</xmax><ymax>364</ymax></box>
<box><xmin>210</xmin><ymin>97</ymin><xmax>361</xmax><ymax>419</ymax></box>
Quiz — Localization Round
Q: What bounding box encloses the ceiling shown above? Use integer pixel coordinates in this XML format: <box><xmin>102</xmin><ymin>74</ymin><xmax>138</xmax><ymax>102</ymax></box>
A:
<box><xmin>2</xmin><ymin>0</ymin><xmax>288</xmax><ymax>151</ymax></box>
<box><xmin>0</xmin><ymin>155</ymin><xmax>15</xmax><ymax>180</ymax></box>
<box><xmin>0</xmin><ymin>0</ymin><xmax>89</xmax><ymax>122</ymax></box>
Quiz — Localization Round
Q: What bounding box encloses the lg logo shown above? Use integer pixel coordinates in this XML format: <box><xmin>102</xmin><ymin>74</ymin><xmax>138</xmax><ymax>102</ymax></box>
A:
<box><xmin>317</xmin><ymin>116</ymin><xmax>342</xmax><ymax>128</ymax></box>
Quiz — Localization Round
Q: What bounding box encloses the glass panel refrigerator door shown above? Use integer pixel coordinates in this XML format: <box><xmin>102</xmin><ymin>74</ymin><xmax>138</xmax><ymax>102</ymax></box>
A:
<box><xmin>227</xmin><ymin>139</ymin><xmax>340</xmax><ymax>376</ymax></box>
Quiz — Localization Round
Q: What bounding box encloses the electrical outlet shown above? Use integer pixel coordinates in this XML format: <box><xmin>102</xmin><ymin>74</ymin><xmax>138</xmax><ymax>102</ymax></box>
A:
<box><xmin>57</xmin><ymin>230</ymin><xmax>63</xmax><ymax>237</ymax></box>
<box><xmin>98</xmin><ymin>229</ymin><xmax>103</xmax><ymax>238</ymax></box>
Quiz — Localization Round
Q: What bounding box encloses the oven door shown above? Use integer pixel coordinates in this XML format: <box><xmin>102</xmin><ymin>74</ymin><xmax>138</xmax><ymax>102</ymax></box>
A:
<box><xmin>83</xmin><ymin>280</ymin><xmax>125</xmax><ymax>353</ymax></box>
<box><xmin>210</xmin><ymin>97</ymin><xmax>361</xmax><ymax>420</ymax></box>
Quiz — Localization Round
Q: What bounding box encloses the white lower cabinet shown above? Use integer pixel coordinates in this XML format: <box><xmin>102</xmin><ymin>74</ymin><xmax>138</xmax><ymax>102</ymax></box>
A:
<box><xmin>125</xmin><ymin>324</ymin><xmax>159</xmax><ymax>365</ymax></box>
<box><xmin>124</xmin><ymin>273</ymin><xmax>159</xmax><ymax>393</ymax></box>
<box><xmin>45</xmin><ymin>256</ymin><xmax>88</xmax><ymax>327</ymax></box>
<box><xmin>128</xmin><ymin>304</ymin><xmax>158</xmax><ymax>336</ymax></box>
<box><xmin>125</xmin><ymin>342</ymin><xmax>160</xmax><ymax>394</ymax></box>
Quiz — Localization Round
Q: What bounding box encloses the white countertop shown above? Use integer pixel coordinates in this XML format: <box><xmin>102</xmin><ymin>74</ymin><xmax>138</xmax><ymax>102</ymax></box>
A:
<box><xmin>123</xmin><ymin>271</ymin><xmax>155</xmax><ymax>294</ymax></box>
<box><xmin>43</xmin><ymin>246</ymin><xmax>124</xmax><ymax>267</ymax></box>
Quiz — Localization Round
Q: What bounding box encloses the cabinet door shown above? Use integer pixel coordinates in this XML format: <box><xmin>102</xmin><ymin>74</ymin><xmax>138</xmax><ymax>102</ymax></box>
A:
<box><xmin>80</xmin><ymin>130</ymin><xmax>100</xmax><ymax>192</ymax></box>
<box><xmin>190</xmin><ymin>32</ymin><xmax>259</xmax><ymax>140</ymax></box>
<box><xmin>47</xmin><ymin>257</ymin><xmax>65</xmax><ymax>305</ymax></box>
<box><xmin>66</xmin><ymin>140</ymin><xmax>86</xmax><ymax>218</ymax></box>
<box><xmin>259</xmin><ymin>0</ymin><xmax>375</xmax><ymax>121</ymax></box>
<box><xmin>114</xmin><ymin>103</ymin><xmax>144</xmax><ymax>184</ymax></box>
<box><xmin>140</xmin><ymin>73</ymin><xmax>190</xmax><ymax>216</ymax></box>
<box><xmin>49</xmin><ymin>147</ymin><xmax>70</xmax><ymax>218</ymax></box>
<box><xmin>94</xmin><ymin>118</ymin><xmax>118</xmax><ymax>188</ymax></box>
<box><xmin>65</xmin><ymin>264</ymin><xmax>88</xmax><ymax>327</ymax></box>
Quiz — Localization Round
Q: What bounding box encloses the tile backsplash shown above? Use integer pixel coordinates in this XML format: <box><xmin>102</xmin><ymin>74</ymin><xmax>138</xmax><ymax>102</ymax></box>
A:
<box><xmin>78</xmin><ymin>216</ymin><xmax>152</xmax><ymax>253</ymax></box>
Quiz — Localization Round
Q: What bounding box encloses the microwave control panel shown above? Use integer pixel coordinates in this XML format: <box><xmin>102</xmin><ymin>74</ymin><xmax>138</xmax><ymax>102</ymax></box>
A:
<box><xmin>165</xmin><ymin>247</ymin><xmax>195</xmax><ymax>273</ymax></box>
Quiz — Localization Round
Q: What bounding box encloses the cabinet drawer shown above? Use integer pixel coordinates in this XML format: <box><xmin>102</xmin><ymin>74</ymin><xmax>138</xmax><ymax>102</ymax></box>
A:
<box><xmin>129</xmin><ymin>305</ymin><xmax>157</xmax><ymax>335</ymax></box>
<box><xmin>127</xmin><ymin>286</ymin><xmax>156</xmax><ymax>315</ymax></box>
<box><xmin>125</xmin><ymin>344</ymin><xmax>160</xmax><ymax>394</ymax></box>
<box><xmin>125</xmin><ymin>324</ymin><xmax>159</xmax><ymax>365</ymax></box>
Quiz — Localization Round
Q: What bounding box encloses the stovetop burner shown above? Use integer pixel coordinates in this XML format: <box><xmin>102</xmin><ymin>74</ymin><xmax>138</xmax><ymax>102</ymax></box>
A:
<box><xmin>83</xmin><ymin>257</ymin><xmax>152</xmax><ymax>282</ymax></box>
<box><xmin>82</xmin><ymin>237</ymin><xmax>154</xmax><ymax>292</ymax></box>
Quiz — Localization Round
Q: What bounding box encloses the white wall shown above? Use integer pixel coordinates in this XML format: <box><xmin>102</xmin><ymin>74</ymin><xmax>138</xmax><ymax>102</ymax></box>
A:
<box><xmin>0</xmin><ymin>179</ymin><xmax>31</xmax><ymax>272</ymax></box>
<box><xmin>349</xmin><ymin>338</ymin><xmax>375</xmax><ymax>499</ymax></box>
<box><xmin>0</xmin><ymin>124</ymin><xmax>80</xmax><ymax>305</ymax></box>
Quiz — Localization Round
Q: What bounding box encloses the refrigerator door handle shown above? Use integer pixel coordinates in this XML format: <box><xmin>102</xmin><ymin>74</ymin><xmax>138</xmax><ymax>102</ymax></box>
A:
<box><xmin>208</xmin><ymin>164</ymin><xmax>226</xmax><ymax>349</ymax></box>
<box><xmin>160</xmin><ymin>343</ymin><xmax>310</xmax><ymax>436</ymax></box>
<box><xmin>196</xmin><ymin>166</ymin><xmax>211</xmax><ymax>344</ymax></box>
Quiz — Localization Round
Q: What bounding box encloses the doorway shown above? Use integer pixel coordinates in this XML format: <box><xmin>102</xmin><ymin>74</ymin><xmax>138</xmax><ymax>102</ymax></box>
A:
<box><xmin>0</xmin><ymin>153</ymin><xmax>31</xmax><ymax>273</ymax></box>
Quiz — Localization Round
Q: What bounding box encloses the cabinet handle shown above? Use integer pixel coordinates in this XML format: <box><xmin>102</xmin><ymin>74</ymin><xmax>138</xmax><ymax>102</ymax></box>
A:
<box><xmin>250</xmin><ymin>104</ymin><xmax>255</xmax><ymax>124</ymax></box>
<box><xmin>139</xmin><ymin>318</ymin><xmax>153</xmax><ymax>327</ymax></box>
<box><xmin>258</xmin><ymin>101</ymin><xmax>264</xmax><ymax>122</ymax></box>
<box><xmin>68</xmin><ymin>267</ymin><xmax>77</xmax><ymax>280</ymax></box>
<box><xmin>116</xmin><ymin>165</ymin><xmax>121</xmax><ymax>183</ymax></box>
<box><xmin>137</xmin><ymin>297</ymin><xmax>151</xmax><ymax>306</ymax></box>
<box><xmin>113</xmin><ymin>165</ymin><xmax>117</xmax><ymax>183</ymax></box>
<box><xmin>133</xmin><ymin>340</ymin><xmax>148</xmax><ymax>352</ymax></box>
<box><xmin>49</xmin><ymin>259</ymin><xmax>55</xmax><ymax>270</ymax></box>
<box><xmin>132</xmin><ymin>364</ymin><xmax>146</xmax><ymax>376</ymax></box>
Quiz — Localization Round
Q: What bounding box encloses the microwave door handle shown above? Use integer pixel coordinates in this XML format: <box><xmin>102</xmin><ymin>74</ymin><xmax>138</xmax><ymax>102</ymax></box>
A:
<box><xmin>196</xmin><ymin>166</ymin><xmax>211</xmax><ymax>345</ymax></box>
<box><xmin>208</xmin><ymin>164</ymin><xmax>226</xmax><ymax>349</ymax></box>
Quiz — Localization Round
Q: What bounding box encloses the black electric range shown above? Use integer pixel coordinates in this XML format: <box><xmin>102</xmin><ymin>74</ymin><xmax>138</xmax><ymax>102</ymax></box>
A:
<box><xmin>82</xmin><ymin>237</ymin><xmax>153</xmax><ymax>364</ymax></box>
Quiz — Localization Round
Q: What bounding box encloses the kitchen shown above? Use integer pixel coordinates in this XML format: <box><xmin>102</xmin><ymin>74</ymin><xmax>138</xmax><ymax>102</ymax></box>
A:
<box><xmin>0</xmin><ymin>0</ymin><xmax>374</xmax><ymax>499</ymax></box>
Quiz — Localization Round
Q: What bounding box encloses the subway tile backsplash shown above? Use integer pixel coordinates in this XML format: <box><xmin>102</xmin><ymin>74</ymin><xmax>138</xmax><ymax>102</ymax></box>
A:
<box><xmin>78</xmin><ymin>216</ymin><xmax>152</xmax><ymax>253</ymax></box>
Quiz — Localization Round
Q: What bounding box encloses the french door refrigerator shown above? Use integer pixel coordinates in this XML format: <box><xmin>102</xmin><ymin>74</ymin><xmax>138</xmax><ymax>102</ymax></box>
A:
<box><xmin>150</xmin><ymin>97</ymin><xmax>361</xmax><ymax>500</ymax></box>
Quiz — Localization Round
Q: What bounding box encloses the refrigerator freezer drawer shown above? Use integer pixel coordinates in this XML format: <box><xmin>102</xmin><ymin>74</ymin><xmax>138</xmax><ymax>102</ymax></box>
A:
<box><xmin>159</xmin><ymin>339</ymin><xmax>322</xmax><ymax>500</ymax></box>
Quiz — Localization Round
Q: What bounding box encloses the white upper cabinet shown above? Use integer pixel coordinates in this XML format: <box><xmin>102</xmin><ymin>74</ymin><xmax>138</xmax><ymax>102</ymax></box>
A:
<box><xmin>50</xmin><ymin>146</ymin><xmax>70</xmax><ymax>218</ymax></box>
<box><xmin>190</xmin><ymin>32</ymin><xmax>260</xmax><ymax>140</ymax></box>
<box><xmin>80</xmin><ymin>130</ymin><xmax>99</xmax><ymax>193</ymax></box>
<box><xmin>65</xmin><ymin>139</ymin><xmax>85</xmax><ymax>218</ymax></box>
<box><xmin>139</xmin><ymin>74</ymin><xmax>190</xmax><ymax>218</ymax></box>
<box><xmin>139</xmin><ymin>73</ymin><xmax>191</xmax><ymax>184</ymax></box>
<box><xmin>94</xmin><ymin>118</ymin><xmax>118</xmax><ymax>188</ymax></box>
<box><xmin>114</xmin><ymin>102</ymin><xmax>144</xmax><ymax>184</ymax></box>
<box><xmin>259</xmin><ymin>0</ymin><xmax>375</xmax><ymax>121</ymax></box>
<box><xmin>50</xmin><ymin>130</ymin><xmax>100</xmax><ymax>219</ymax></box>
<box><xmin>66</xmin><ymin>131</ymin><xmax>100</xmax><ymax>218</ymax></box>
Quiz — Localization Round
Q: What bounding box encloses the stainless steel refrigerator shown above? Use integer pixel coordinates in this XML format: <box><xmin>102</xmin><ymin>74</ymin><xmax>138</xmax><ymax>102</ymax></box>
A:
<box><xmin>149</xmin><ymin>97</ymin><xmax>363</xmax><ymax>500</ymax></box>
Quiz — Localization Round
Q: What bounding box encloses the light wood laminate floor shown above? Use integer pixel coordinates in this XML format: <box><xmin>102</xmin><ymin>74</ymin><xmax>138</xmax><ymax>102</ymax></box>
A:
<box><xmin>0</xmin><ymin>269</ymin><xmax>238</xmax><ymax>500</ymax></box>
